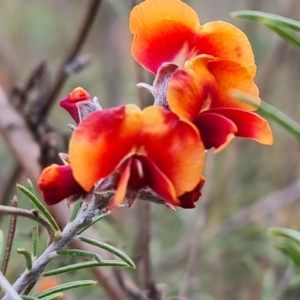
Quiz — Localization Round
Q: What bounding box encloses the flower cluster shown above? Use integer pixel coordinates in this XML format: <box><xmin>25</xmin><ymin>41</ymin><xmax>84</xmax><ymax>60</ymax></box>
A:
<box><xmin>38</xmin><ymin>0</ymin><xmax>273</xmax><ymax>211</ymax></box>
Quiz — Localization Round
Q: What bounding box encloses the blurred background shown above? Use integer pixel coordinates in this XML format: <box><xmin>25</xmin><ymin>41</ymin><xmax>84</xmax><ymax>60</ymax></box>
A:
<box><xmin>1</xmin><ymin>0</ymin><xmax>300</xmax><ymax>299</ymax></box>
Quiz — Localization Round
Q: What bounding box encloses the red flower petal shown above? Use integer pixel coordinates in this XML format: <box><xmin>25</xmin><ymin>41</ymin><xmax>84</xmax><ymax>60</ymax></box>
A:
<box><xmin>198</xmin><ymin>21</ymin><xmax>256</xmax><ymax>77</ymax></box>
<box><xmin>138</xmin><ymin>156</ymin><xmax>178</xmax><ymax>205</ymax></box>
<box><xmin>69</xmin><ymin>105</ymin><xmax>142</xmax><ymax>191</ymax></box>
<box><xmin>208</xmin><ymin>60</ymin><xmax>260</xmax><ymax>110</ymax></box>
<box><xmin>194</xmin><ymin>113</ymin><xmax>237</xmax><ymax>150</ymax></box>
<box><xmin>38</xmin><ymin>164</ymin><xmax>85</xmax><ymax>205</ymax></box>
<box><xmin>140</xmin><ymin>106</ymin><xmax>205</xmax><ymax>196</ymax></box>
<box><xmin>202</xmin><ymin>108</ymin><xmax>273</xmax><ymax>145</ymax></box>
<box><xmin>178</xmin><ymin>176</ymin><xmax>205</xmax><ymax>208</ymax></box>
<box><xmin>130</xmin><ymin>0</ymin><xmax>199</xmax><ymax>73</ymax></box>
<box><xmin>60</xmin><ymin>87</ymin><xmax>90</xmax><ymax>123</ymax></box>
<box><xmin>168</xmin><ymin>56</ymin><xmax>216</xmax><ymax>121</ymax></box>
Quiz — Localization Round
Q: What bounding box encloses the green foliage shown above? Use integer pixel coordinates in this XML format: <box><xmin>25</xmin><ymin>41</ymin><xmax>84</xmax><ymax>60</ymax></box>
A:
<box><xmin>3</xmin><ymin>183</ymin><xmax>135</xmax><ymax>297</ymax></box>
<box><xmin>232</xmin><ymin>11</ymin><xmax>300</xmax><ymax>53</ymax></box>
<box><xmin>34</xmin><ymin>280</ymin><xmax>97</xmax><ymax>298</ymax></box>
<box><xmin>17</xmin><ymin>183</ymin><xmax>60</xmax><ymax>234</ymax></box>
<box><xmin>27</xmin><ymin>180</ymin><xmax>39</xmax><ymax>259</ymax></box>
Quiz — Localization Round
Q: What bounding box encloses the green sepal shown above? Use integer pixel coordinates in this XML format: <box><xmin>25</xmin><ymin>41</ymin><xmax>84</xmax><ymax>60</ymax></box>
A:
<box><xmin>78</xmin><ymin>236</ymin><xmax>135</xmax><ymax>269</ymax></box>
<box><xmin>34</xmin><ymin>280</ymin><xmax>97</xmax><ymax>298</ymax></box>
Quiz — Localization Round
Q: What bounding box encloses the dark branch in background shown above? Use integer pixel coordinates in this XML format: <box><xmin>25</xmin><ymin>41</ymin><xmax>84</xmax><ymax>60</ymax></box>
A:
<box><xmin>1</xmin><ymin>197</ymin><xmax>18</xmax><ymax>276</ymax></box>
<box><xmin>2</xmin><ymin>197</ymin><xmax>109</xmax><ymax>299</ymax></box>
<box><xmin>37</xmin><ymin>0</ymin><xmax>102</xmax><ymax>121</ymax></box>
<box><xmin>0</xmin><ymin>165</ymin><xmax>21</xmax><ymax>206</ymax></box>
<box><xmin>0</xmin><ymin>203</ymin><xmax>56</xmax><ymax>245</ymax></box>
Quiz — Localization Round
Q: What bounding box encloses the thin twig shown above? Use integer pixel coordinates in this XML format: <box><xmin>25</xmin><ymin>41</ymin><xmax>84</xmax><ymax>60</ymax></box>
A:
<box><xmin>0</xmin><ymin>272</ymin><xmax>21</xmax><ymax>300</ymax></box>
<box><xmin>1</xmin><ymin>196</ymin><xmax>18</xmax><ymax>276</ymax></box>
<box><xmin>0</xmin><ymin>205</ymin><xmax>56</xmax><ymax>245</ymax></box>
<box><xmin>1</xmin><ymin>197</ymin><xmax>106</xmax><ymax>299</ymax></box>
<box><xmin>0</xmin><ymin>165</ymin><xmax>21</xmax><ymax>206</ymax></box>
<box><xmin>38</xmin><ymin>0</ymin><xmax>102</xmax><ymax>120</ymax></box>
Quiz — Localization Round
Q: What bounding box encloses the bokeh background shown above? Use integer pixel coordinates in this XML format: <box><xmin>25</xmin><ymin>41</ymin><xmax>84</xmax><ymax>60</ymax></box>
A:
<box><xmin>1</xmin><ymin>0</ymin><xmax>300</xmax><ymax>299</ymax></box>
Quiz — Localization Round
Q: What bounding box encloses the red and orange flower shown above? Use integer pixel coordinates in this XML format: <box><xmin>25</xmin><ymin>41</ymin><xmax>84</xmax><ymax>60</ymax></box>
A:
<box><xmin>38</xmin><ymin>93</ymin><xmax>205</xmax><ymax>209</ymax></box>
<box><xmin>130</xmin><ymin>0</ymin><xmax>273</xmax><ymax>150</ymax></box>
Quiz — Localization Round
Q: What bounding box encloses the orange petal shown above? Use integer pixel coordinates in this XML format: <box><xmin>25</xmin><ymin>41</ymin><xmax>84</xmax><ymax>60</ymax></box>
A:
<box><xmin>109</xmin><ymin>159</ymin><xmax>132</xmax><ymax>210</ymax></box>
<box><xmin>37</xmin><ymin>164</ymin><xmax>84</xmax><ymax>205</ymax></box>
<box><xmin>69</xmin><ymin>105</ymin><xmax>142</xmax><ymax>191</ymax></box>
<box><xmin>168</xmin><ymin>57</ymin><xmax>216</xmax><ymax>121</ymax></box>
<box><xmin>194</xmin><ymin>112</ymin><xmax>237</xmax><ymax>150</ymax></box>
<box><xmin>130</xmin><ymin>0</ymin><xmax>199</xmax><ymax>73</ymax></box>
<box><xmin>198</xmin><ymin>21</ymin><xmax>256</xmax><ymax>77</ymax></box>
<box><xmin>140</xmin><ymin>106</ymin><xmax>205</xmax><ymax>196</ymax></box>
<box><xmin>208</xmin><ymin>60</ymin><xmax>260</xmax><ymax>110</ymax></box>
<box><xmin>203</xmin><ymin>108</ymin><xmax>273</xmax><ymax>145</ymax></box>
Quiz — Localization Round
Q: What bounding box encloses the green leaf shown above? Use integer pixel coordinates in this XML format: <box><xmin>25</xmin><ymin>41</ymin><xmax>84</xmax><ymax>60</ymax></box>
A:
<box><xmin>27</xmin><ymin>180</ymin><xmax>39</xmax><ymax>259</ymax></box>
<box><xmin>34</xmin><ymin>280</ymin><xmax>97</xmax><ymax>298</ymax></box>
<box><xmin>56</xmin><ymin>249</ymin><xmax>102</xmax><ymax>263</ymax></box>
<box><xmin>76</xmin><ymin>211</ymin><xmax>110</xmax><ymax>235</ymax></box>
<box><xmin>78</xmin><ymin>236</ymin><xmax>135</xmax><ymax>269</ymax></box>
<box><xmin>43</xmin><ymin>260</ymin><xmax>129</xmax><ymax>276</ymax></box>
<box><xmin>263</xmin><ymin>20</ymin><xmax>300</xmax><ymax>53</ymax></box>
<box><xmin>17</xmin><ymin>184</ymin><xmax>60</xmax><ymax>235</ymax></box>
<box><xmin>231</xmin><ymin>11</ymin><xmax>300</xmax><ymax>52</ymax></box>
<box><xmin>17</xmin><ymin>248</ymin><xmax>32</xmax><ymax>271</ymax></box>
<box><xmin>21</xmin><ymin>296</ymin><xmax>39</xmax><ymax>300</ymax></box>
<box><xmin>69</xmin><ymin>201</ymin><xmax>82</xmax><ymax>222</ymax></box>
<box><xmin>231</xmin><ymin>10</ymin><xmax>300</xmax><ymax>32</ymax></box>
<box><xmin>39</xmin><ymin>293</ymin><xmax>63</xmax><ymax>300</ymax></box>
<box><xmin>268</xmin><ymin>227</ymin><xmax>300</xmax><ymax>246</ymax></box>
<box><xmin>276</xmin><ymin>243</ymin><xmax>300</xmax><ymax>267</ymax></box>
<box><xmin>233</xmin><ymin>92</ymin><xmax>300</xmax><ymax>142</ymax></box>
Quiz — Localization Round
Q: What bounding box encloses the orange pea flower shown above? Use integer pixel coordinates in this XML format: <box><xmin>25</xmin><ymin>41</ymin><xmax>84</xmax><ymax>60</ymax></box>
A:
<box><xmin>38</xmin><ymin>159</ymin><xmax>86</xmax><ymax>205</ymax></box>
<box><xmin>69</xmin><ymin>104</ymin><xmax>205</xmax><ymax>209</ymax></box>
<box><xmin>130</xmin><ymin>0</ymin><xmax>273</xmax><ymax>150</ymax></box>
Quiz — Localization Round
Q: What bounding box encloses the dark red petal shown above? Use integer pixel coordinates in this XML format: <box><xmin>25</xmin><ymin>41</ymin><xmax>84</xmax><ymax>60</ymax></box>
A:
<box><xmin>194</xmin><ymin>113</ymin><xmax>237</xmax><ymax>150</ymax></box>
<box><xmin>203</xmin><ymin>108</ymin><xmax>273</xmax><ymax>145</ymax></box>
<box><xmin>60</xmin><ymin>87</ymin><xmax>91</xmax><ymax>124</ymax></box>
<box><xmin>138</xmin><ymin>156</ymin><xmax>179</xmax><ymax>206</ymax></box>
<box><xmin>178</xmin><ymin>176</ymin><xmax>205</xmax><ymax>209</ymax></box>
